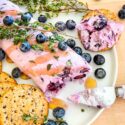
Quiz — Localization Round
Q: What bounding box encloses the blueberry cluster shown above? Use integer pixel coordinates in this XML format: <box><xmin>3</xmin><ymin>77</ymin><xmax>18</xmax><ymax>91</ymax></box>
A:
<box><xmin>45</xmin><ymin>107</ymin><xmax>68</xmax><ymax>125</ymax></box>
<box><xmin>118</xmin><ymin>5</ymin><xmax>125</xmax><ymax>19</ymax></box>
<box><xmin>38</xmin><ymin>15</ymin><xmax>76</xmax><ymax>31</ymax></box>
<box><xmin>55</xmin><ymin>20</ymin><xmax>76</xmax><ymax>31</ymax></box>
<box><xmin>93</xmin><ymin>54</ymin><xmax>106</xmax><ymax>79</ymax></box>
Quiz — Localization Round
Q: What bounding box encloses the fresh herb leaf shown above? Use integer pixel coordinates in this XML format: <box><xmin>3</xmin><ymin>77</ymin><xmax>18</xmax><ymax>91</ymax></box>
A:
<box><xmin>31</xmin><ymin>44</ymin><xmax>43</xmax><ymax>51</ymax></box>
<box><xmin>33</xmin><ymin>115</ymin><xmax>38</xmax><ymax>124</ymax></box>
<box><xmin>66</xmin><ymin>60</ymin><xmax>72</xmax><ymax>66</ymax></box>
<box><xmin>0</xmin><ymin>26</ymin><xmax>28</xmax><ymax>45</ymax></box>
<box><xmin>22</xmin><ymin>114</ymin><xmax>32</xmax><ymax>121</ymax></box>
<box><xmin>53</xmin><ymin>56</ymin><xmax>59</xmax><ymax>60</ymax></box>
<box><xmin>22</xmin><ymin>114</ymin><xmax>38</xmax><ymax>124</ymax></box>
<box><xmin>47</xmin><ymin>64</ymin><xmax>52</xmax><ymax>71</ymax></box>
<box><xmin>43</xmin><ymin>116</ymin><xmax>48</xmax><ymax>124</ymax></box>
<box><xmin>29</xmin><ymin>60</ymin><xmax>36</xmax><ymax>63</ymax></box>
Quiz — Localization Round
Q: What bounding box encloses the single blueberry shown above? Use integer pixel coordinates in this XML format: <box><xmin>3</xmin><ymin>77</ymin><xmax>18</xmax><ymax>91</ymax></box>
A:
<box><xmin>81</xmin><ymin>53</ymin><xmax>92</xmax><ymax>63</ymax></box>
<box><xmin>55</xmin><ymin>21</ymin><xmax>66</xmax><ymax>31</ymax></box>
<box><xmin>12</xmin><ymin>67</ymin><xmax>21</xmax><ymax>78</ymax></box>
<box><xmin>58</xmin><ymin>42</ymin><xmax>67</xmax><ymax>51</ymax></box>
<box><xmin>20</xmin><ymin>41</ymin><xmax>31</xmax><ymax>52</ymax></box>
<box><xmin>36</xmin><ymin>33</ymin><xmax>47</xmax><ymax>43</ymax></box>
<box><xmin>95</xmin><ymin>68</ymin><xmax>106</xmax><ymax>79</ymax></box>
<box><xmin>66</xmin><ymin>20</ymin><xmax>76</xmax><ymax>30</ymax></box>
<box><xmin>0</xmin><ymin>49</ymin><xmax>5</xmax><ymax>61</ymax></box>
<box><xmin>53</xmin><ymin>107</ymin><xmax>65</xmax><ymax>119</ymax></box>
<box><xmin>21</xmin><ymin>12</ymin><xmax>32</xmax><ymax>22</ymax></box>
<box><xmin>73</xmin><ymin>47</ymin><xmax>82</xmax><ymax>55</ymax></box>
<box><xmin>66</xmin><ymin>39</ymin><xmax>76</xmax><ymax>48</ymax></box>
<box><xmin>38</xmin><ymin>15</ymin><xmax>47</xmax><ymax>23</ymax></box>
<box><xmin>3</xmin><ymin>16</ymin><xmax>14</xmax><ymax>26</ymax></box>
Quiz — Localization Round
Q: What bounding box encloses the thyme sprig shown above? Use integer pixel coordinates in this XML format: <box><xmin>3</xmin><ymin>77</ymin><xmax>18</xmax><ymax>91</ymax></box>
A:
<box><xmin>0</xmin><ymin>18</ymin><xmax>78</xmax><ymax>46</ymax></box>
<box><xmin>0</xmin><ymin>25</ymin><xmax>28</xmax><ymax>44</ymax></box>
<box><xmin>11</xmin><ymin>0</ymin><xmax>89</xmax><ymax>18</ymax></box>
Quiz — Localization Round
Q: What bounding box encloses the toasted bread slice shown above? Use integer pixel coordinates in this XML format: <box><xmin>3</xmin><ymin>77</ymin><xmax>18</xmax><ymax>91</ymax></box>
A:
<box><xmin>0</xmin><ymin>72</ymin><xmax>16</xmax><ymax>84</ymax></box>
<box><xmin>78</xmin><ymin>9</ymin><xmax>123</xmax><ymax>52</ymax></box>
<box><xmin>0</xmin><ymin>84</ymin><xmax>48</xmax><ymax>125</ymax></box>
<box><xmin>0</xmin><ymin>82</ymin><xmax>16</xmax><ymax>97</ymax></box>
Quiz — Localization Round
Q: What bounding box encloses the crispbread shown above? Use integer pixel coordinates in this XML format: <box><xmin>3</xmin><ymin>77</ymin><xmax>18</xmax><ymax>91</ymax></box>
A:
<box><xmin>0</xmin><ymin>72</ymin><xmax>16</xmax><ymax>84</ymax></box>
<box><xmin>0</xmin><ymin>82</ymin><xmax>16</xmax><ymax>97</ymax></box>
<box><xmin>0</xmin><ymin>84</ymin><xmax>48</xmax><ymax>125</ymax></box>
<box><xmin>78</xmin><ymin>9</ymin><xmax>121</xmax><ymax>52</ymax></box>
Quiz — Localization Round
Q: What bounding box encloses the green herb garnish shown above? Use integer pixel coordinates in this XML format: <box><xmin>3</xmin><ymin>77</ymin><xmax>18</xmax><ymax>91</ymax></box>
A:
<box><xmin>11</xmin><ymin>0</ymin><xmax>89</xmax><ymax>18</ymax></box>
<box><xmin>33</xmin><ymin>115</ymin><xmax>38</xmax><ymax>124</ymax></box>
<box><xmin>66</xmin><ymin>60</ymin><xmax>72</xmax><ymax>67</ymax></box>
<box><xmin>31</xmin><ymin>44</ymin><xmax>43</xmax><ymax>51</ymax></box>
<box><xmin>43</xmin><ymin>116</ymin><xmax>48</xmax><ymax>124</ymax></box>
<box><xmin>47</xmin><ymin>64</ymin><xmax>52</xmax><ymax>71</ymax></box>
<box><xmin>0</xmin><ymin>26</ymin><xmax>28</xmax><ymax>45</ymax></box>
<box><xmin>22</xmin><ymin>114</ymin><xmax>32</xmax><ymax>121</ymax></box>
<box><xmin>22</xmin><ymin>114</ymin><xmax>38</xmax><ymax>124</ymax></box>
<box><xmin>53</xmin><ymin>56</ymin><xmax>59</xmax><ymax>60</ymax></box>
<box><xmin>29</xmin><ymin>60</ymin><xmax>36</xmax><ymax>63</ymax></box>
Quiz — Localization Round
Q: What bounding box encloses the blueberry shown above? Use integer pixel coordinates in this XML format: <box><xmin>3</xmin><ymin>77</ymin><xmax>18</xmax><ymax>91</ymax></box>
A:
<box><xmin>95</xmin><ymin>68</ymin><xmax>106</xmax><ymax>79</ymax></box>
<box><xmin>45</xmin><ymin>120</ymin><xmax>57</xmax><ymax>125</ymax></box>
<box><xmin>59</xmin><ymin>121</ymin><xmax>68</xmax><ymax>125</ymax></box>
<box><xmin>118</xmin><ymin>9</ymin><xmax>125</xmax><ymax>19</ymax></box>
<box><xmin>38</xmin><ymin>15</ymin><xmax>47</xmax><ymax>23</ymax></box>
<box><xmin>122</xmin><ymin>5</ymin><xmax>125</xmax><ymax>10</ymax></box>
<box><xmin>55</xmin><ymin>21</ymin><xmax>66</xmax><ymax>31</ymax></box>
<box><xmin>73</xmin><ymin>47</ymin><xmax>82</xmax><ymax>55</ymax></box>
<box><xmin>58</xmin><ymin>42</ymin><xmax>67</xmax><ymax>51</ymax></box>
<box><xmin>53</xmin><ymin>107</ymin><xmax>65</xmax><ymax>119</ymax></box>
<box><xmin>0</xmin><ymin>49</ymin><xmax>5</xmax><ymax>61</ymax></box>
<box><xmin>81</xmin><ymin>53</ymin><xmax>92</xmax><ymax>63</ymax></box>
<box><xmin>3</xmin><ymin>16</ymin><xmax>14</xmax><ymax>26</ymax></box>
<box><xmin>66</xmin><ymin>20</ymin><xmax>76</xmax><ymax>30</ymax></box>
<box><xmin>93</xmin><ymin>16</ymin><xmax>107</xmax><ymax>30</ymax></box>
<box><xmin>12</xmin><ymin>67</ymin><xmax>21</xmax><ymax>78</ymax></box>
<box><xmin>21</xmin><ymin>12</ymin><xmax>32</xmax><ymax>22</ymax></box>
<box><xmin>36</xmin><ymin>33</ymin><xmax>47</xmax><ymax>43</ymax></box>
<box><xmin>20</xmin><ymin>41</ymin><xmax>31</xmax><ymax>52</ymax></box>
<box><xmin>94</xmin><ymin>54</ymin><xmax>105</xmax><ymax>65</ymax></box>
<box><xmin>66</xmin><ymin>39</ymin><xmax>76</xmax><ymax>48</ymax></box>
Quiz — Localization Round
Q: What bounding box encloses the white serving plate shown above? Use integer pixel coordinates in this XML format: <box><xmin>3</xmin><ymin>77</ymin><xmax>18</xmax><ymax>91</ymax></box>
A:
<box><xmin>2</xmin><ymin>5</ymin><xmax>118</xmax><ymax>125</ymax></box>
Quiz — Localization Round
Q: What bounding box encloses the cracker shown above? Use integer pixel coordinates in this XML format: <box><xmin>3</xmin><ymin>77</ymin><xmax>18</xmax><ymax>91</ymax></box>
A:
<box><xmin>0</xmin><ymin>72</ymin><xmax>16</xmax><ymax>84</ymax></box>
<box><xmin>0</xmin><ymin>84</ymin><xmax>48</xmax><ymax>125</ymax></box>
<box><xmin>84</xmin><ymin>9</ymin><xmax>118</xmax><ymax>21</ymax></box>
<box><xmin>0</xmin><ymin>82</ymin><xmax>16</xmax><ymax>97</ymax></box>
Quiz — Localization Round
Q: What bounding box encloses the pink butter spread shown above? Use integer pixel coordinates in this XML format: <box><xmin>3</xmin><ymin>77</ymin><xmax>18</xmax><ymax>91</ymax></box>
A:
<box><xmin>77</xmin><ymin>15</ymin><xmax>124</xmax><ymax>51</ymax></box>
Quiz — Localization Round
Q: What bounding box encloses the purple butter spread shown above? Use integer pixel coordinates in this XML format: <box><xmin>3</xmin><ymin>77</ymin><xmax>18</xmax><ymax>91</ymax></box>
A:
<box><xmin>68</xmin><ymin>87</ymin><xmax>116</xmax><ymax>108</ymax></box>
<box><xmin>77</xmin><ymin>15</ymin><xmax>124</xmax><ymax>51</ymax></box>
<box><xmin>0</xmin><ymin>0</ymin><xmax>92</xmax><ymax>100</ymax></box>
